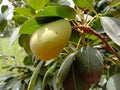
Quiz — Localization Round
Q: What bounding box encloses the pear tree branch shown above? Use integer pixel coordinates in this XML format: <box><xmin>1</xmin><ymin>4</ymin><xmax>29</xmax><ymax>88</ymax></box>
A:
<box><xmin>72</xmin><ymin>26</ymin><xmax>120</xmax><ymax>61</ymax></box>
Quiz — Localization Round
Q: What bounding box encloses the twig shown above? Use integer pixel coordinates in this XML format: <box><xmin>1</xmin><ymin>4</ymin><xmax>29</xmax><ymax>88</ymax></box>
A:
<box><xmin>72</xmin><ymin>26</ymin><xmax>120</xmax><ymax>61</ymax></box>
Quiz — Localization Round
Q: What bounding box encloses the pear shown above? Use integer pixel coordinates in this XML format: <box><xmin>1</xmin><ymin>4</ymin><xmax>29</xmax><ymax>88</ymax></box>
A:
<box><xmin>30</xmin><ymin>19</ymin><xmax>72</xmax><ymax>60</ymax></box>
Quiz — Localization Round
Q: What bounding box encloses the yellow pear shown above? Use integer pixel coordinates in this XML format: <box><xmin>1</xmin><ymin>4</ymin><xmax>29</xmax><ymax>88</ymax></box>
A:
<box><xmin>30</xmin><ymin>19</ymin><xmax>72</xmax><ymax>61</ymax></box>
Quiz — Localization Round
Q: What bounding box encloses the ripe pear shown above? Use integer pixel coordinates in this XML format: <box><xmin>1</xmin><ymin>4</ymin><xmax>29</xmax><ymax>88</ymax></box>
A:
<box><xmin>30</xmin><ymin>19</ymin><xmax>72</xmax><ymax>60</ymax></box>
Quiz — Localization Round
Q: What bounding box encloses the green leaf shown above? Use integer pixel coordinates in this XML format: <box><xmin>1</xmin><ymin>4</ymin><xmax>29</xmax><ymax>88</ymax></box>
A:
<box><xmin>28</xmin><ymin>61</ymin><xmax>44</xmax><ymax>90</ymax></box>
<box><xmin>9</xmin><ymin>26</ymin><xmax>20</xmax><ymax>48</ymax></box>
<box><xmin>23</xmin><ymin>0</ymin><xmax>27</xmax><ymax>2</ymax></box>
<box><xmin>23</xmin><ymin>53</ymin><xmax>33</xmax><ymax>65</ymax></box>
<box><xmin>35</xmin><ymin>5</ymin><xmax>76</xmax><ymax>20</ymax></box>
<box><xmin>1</xmin><ymin>8</ymin><xmax>13</xmax><ymax>19</ymax></box>
<box><xmin>18</xmin><ymin>34</ymin><xmax>31</xmax><ymax>54</ymax></box>
<box><xmin>0</xmin><ymin>18</ymin><xmax>7</xmax><ymax>32</ymax></box>
<box><xmin>100</xmin><ymin>17</ymin><xmax>120</xmax><ymax>46</ymax></box>
<box><xmin>74</xmin><ymin>46</ymin><xmax>103</xmax><ymax>89</ymax></box>
<box><xmin>15</xmin><ymin>7</ymin><xmax>35</xmax><ymax>17</ymax></box>
<box><xmin>1</xmin><ymin>5</ymin><xmax>8</xmax><ymax>13</ymax></box>
<box><xmin>109</xmin><ymin>65</ymin><xmax>120</xmax><ymax>76</ymax></box>
<box><xmin>53</xmin><ymin>52</ymin><xmax>76</xmax><ymax>90</ymax></box>
<box><xmin>91</xmin><ymin>18</ymin><xmax>102</xmax><ymax>30</ymax></box>
<box><xmin>19</xmin><ymin>18</ymin><xmax>43</xmax><ymax>34</ymax></box>
<box><xmin>12</xmin><ymin>15</ymin><xmax>28</xmax><ymax>24</ymax></box>
<box><xmin>106</xmin><ymin>73</ymin><xmax>120</xmax><ymax>90</ymax></box>
<box><xmin>28</xmin><ymin>0</ymin><xmax>49</xmax><ymax>10</ymax></box>
<box><xmin>85</xmin><ymin>34</ymin><xmax>102</xmax><ymax>45</ymax></box>
<box><xmin>73</xmin><ymin>0</ymin><xmax>94</xmax><ymax>9</ymax></box>
<box><xmin>0</xmin><ymin>8</ymin><xmax>12</xmax><ymax>30</ymax></box>
<box><xmin>0</xmin><ymin>0</ymin><xmax>2</xmax><ymax>4</ymax></box>
<box><xmin>70</xmin><ymin>30</ymin><xmax>80</xmax><ymax>44</ymax></box>
<box><xmin>19</xmin><ymin>17</ymin><xmax>61</xmax><ymax>34</ymax></box>
<box><xmin>109</xmin><ymin>10</ymin><xmax>120</xmax><ymax>18</ymax></box>
<box><xmin>42</xmin><ymin>63</ymin><xmax>57</xmax><ymax>90</ymax></box>
<box><xmin>110</xmin><ymin>41</ymin><xmax>120</xmax><ymax>52</ymax></box>
<box><xmin>34</xmin><ymin>77</ymin><xmax>42</xmax><ymax>90</ymax></box>
<box><xmin>110</xmin><ymin>0</ymin><xmax>120</xmax><ymax>7</ymax></box>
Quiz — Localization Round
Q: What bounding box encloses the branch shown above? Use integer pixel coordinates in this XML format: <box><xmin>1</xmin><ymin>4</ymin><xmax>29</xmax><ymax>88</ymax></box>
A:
<box><xmin>72</xmin><ymin>26</ymin><xmax>120</xmax><ymax>61</ymax></box>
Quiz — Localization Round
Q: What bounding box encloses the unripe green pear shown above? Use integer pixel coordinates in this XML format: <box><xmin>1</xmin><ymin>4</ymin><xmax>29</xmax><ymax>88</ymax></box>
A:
<box><xmin>30</xmin><ymin>19</ymin><xmax>71</xmax><ymax>60</ymax></box>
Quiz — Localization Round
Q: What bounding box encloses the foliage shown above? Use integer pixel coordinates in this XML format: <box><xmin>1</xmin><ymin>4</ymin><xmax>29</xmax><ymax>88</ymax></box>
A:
<box><xmin>0</xmin><ymin>0</ymin><xmax>120</xmax><ymax>90</ymax></box>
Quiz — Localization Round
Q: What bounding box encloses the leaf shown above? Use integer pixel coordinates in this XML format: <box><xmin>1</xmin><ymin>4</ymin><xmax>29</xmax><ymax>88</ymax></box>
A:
<box><xmin>100</xmin><ymin>17</ymin><xmax>120</xmax><ymax>46</ymax></box>
<box><xmin>9</xmin><ymin>26</ymin><xmax>20</xmax><ymax>48</ymax></box>
<box><xmin>1</xmin><ymin>5</ymin><xmax>8</xmax><ymax>13</ymax></box>
<box><xmin>110</xmin><ymin>41</ymin><xmax>120</xmax><ymax>52</ymax></box>
<box><xmin>4</xmin><ymin>76</ymin><xmax>18</xmax><ymax>89</ymax></box>
<box><xmin>24</xmin><ymin>77</ymin><xmax>31</xmax><ymax>84</ymax></box>
<box><xmin>53</xmin><ymin>52</ymin><xmax>76</xmax><ymax>90</ymax></box>
<box><xmin>109</xmin><ymin>10</ymin><xmax>120</xmax><ymax>19</ymax></box>
<box><xmin>58</xmin><ymin>0</ymin><xmax>75</xmax><ymax>8</ymax></box>
<box><xmin>74</xmin><ymin>65</ymin><xmax>85</xmax><ymax>90</ymax></box>
<box><xmin>19</xmin><ymin>17</ymin><xmax>61</xmax><ymax>34</ymax></box>
<box><xmin>34</xmin><ymin>77</ymin><xmax>42</xmax><ymax>90</ymax></box>
<box><xmin>12</xmin><ymin>81</ymin><xmax>21</xmax><ymax>90</ymax></box>
<box><xmin>74</xmin><ymin>46</ymin><xmax>103</xmax><ymax>89</ymax></box>
<box><xmin>12</xmin><ymin>15</ymin><xmax>28</xmax><ymax>24</ymax></box>
<box><xmin>0</xmin><ymin>9</ymin><xmax>8</xmax><ymax>32</ymax></box>
<box><xmin>19</xmin><ymin>18</ymin><xmax>44</xmax><ymax>34</ymax></box>
<box><xmin>70</xmin><ymin>30</ymin><xmax>80</xmax><ymax>44</ymax></box>
<box><xmin>109</xmin><ymin>65</ymin><xmax>120</xmax><ymax>76</ymax></box>
<box><xmin>73</xmin><ymin>0</ymin><xmax>94</xmax><ymax>9</ymax></box>
<box><xmin>63</xmin><ymin>65</ymin><xmax>76</xmax><ymax>90</ymax></box>
<box><xmin>0</xmin><ymin>0</ymin><xmax>2</xmax><ymax>4</ymax></box>
<box><xmin>0</xmin><ymin>18</ymin><xmax>7</xmax><ymax>32</ymax></box>
<box><xmin>19</xmin><ymin>83</ymin><xmax>26</xmax><ymax>90</ymax></box>
<box><xmin>28</xmin><ymin>61</ymin><xmax>44</xmax><ymax>90</ymax></box>
<box><xmin>110</xmin><ymin>0</ymin><xmax>120</xmax><ymax>7</ymax></box>
<box><xmin>98</xmin><ymin>75</ymin><xmax>107</xmax><ymax>87</ymax></box>
<box><xmin>106</xmin><ymin>73</ymin><xmax>120</xmax><ymax>90</ymax></box>
<box><xmin>42</xmin><ymin>63</ymin><xmax>57</xmax><ymax>90</ymax></box>
<box><xmin>91</xmin><ymin>18</ymin><xmax>102</xmax><ymax>30</ymax></box>
<box><xmin>18</xmin><ymin>34</ymin><xmax>31</xmax><ymax>54</ymax></box>
<box><xmin>85</xmin><ymin>34</ymin><xmax>102</xmax><ymax>45</ymax></box>
<box><xmin>23</xmin><ymin>53</ymin><xmax>33</xmax><ymax>65</ymax></box>
<box><xmin>28</xmin><ymin>0</ymin><xmax>49</xmax><ymax>10</ymax></box>
<box><xmin>0</xmin><ymin>8</ymin><xmax>12</xmax><ymax>32</ymax></box>
<box><xmin>35</xmin><ymin>5</ymin><xmax>76</xmax><ymax>20</ymax></box>
<box><xmin>0</xmin><ymin>74</ymin><xmax>12</xmax><ymax>81</ymax></box>
<box><xmin>23</xmin><ymin>0</ymin><xmax>27</xmax><ymax>2</ymax></box>
<box><xmin>15</xmin><ymin>7</ymin><xmax>35</xmax><ymax>17</ymax></box>
<box><xmin>0</xmin><ymin>83</ymin><xmax>6</xmax><ymax>90</ymax></box>
<box><xmin>1</xmin><ymin>8</ymin><xmax>13</xmax><ymax>19</ymax></box>
<box><xmin>0</xmin><ymin>8</ymin><xmax>12</xmax><ymax>25</ymax></box>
